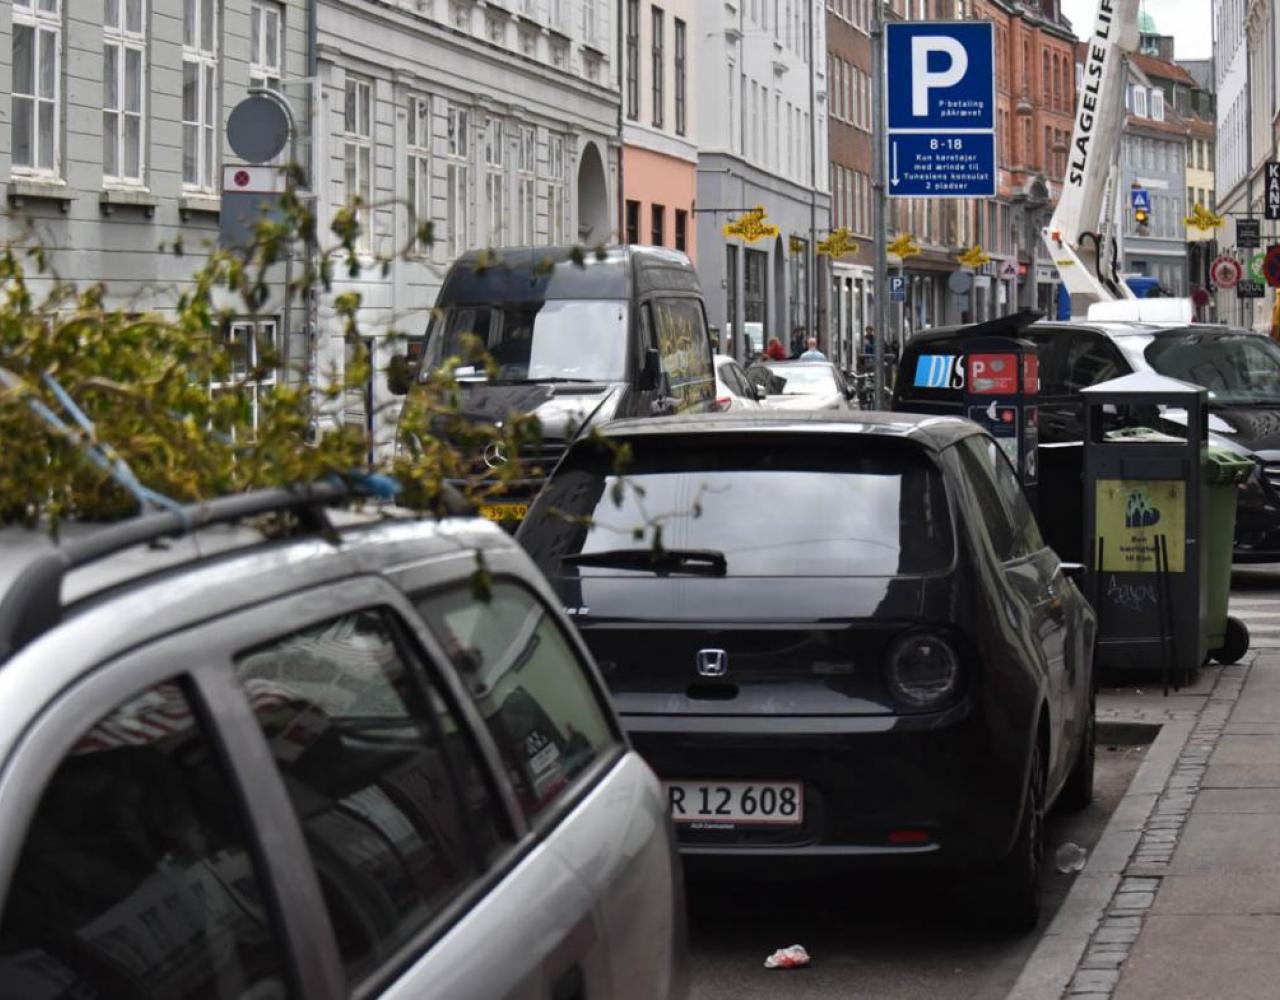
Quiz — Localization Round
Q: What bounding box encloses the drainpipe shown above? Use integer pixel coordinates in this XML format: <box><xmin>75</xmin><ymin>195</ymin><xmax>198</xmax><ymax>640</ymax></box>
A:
<box><xmin>308</xmin><ymin>0</ymin><xmax>317</xmax><ymax>77</ymax></box>
<box><xmin>808</xmin><ymin>1</ymin><xmax>818</xmax><ymax>346</ymax></box>
<box><xmin>617</xmin><ymin>0</ymin><xmax>625</xmax><ymax>243</ymax></box>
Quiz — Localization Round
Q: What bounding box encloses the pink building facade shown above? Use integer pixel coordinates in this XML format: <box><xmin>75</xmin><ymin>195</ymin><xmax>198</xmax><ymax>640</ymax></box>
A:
<box><xmin>623</xmin><ymin>146</ymin><xmax>696</xmax><ymax>262</ymax></box>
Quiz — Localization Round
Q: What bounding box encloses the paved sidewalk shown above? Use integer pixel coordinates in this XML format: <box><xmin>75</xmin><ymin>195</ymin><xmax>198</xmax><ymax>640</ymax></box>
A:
<box><xmin>1011</xmin><ymin>651</ymin><xmax>1280</xmax><ymax>999</ymax></box>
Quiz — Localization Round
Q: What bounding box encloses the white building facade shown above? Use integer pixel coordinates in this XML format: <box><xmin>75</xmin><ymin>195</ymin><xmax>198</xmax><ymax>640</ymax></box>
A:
<box><xmin>695</xmin><ymin>0</ymin><xmax>830</xmax><ymax>359</ymax></box>
<box><xmin>314</xmin><ymin>0</ymin><xmax>622</xmax><ymax>446</ymax></box>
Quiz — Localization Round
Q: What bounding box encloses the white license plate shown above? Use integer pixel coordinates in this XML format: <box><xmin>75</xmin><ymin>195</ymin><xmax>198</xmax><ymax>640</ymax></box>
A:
<box><xmin>665</xmin><ymin>780</ymin><xmax>804</xmax><ymax>826</ymax></box>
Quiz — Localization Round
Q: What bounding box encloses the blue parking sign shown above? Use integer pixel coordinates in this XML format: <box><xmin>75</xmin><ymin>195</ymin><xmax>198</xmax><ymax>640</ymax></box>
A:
<box><xmin>889</xmin><ymin>275</ymin><xmax>906</xmax><ymax>302</ymax></box>
<box><xmin>885</xmin><ymin>22</ymin><xmax>995</xmax><ymax>132</ymax></box>
<box><xmin>885</xmin><ymin>22</ymin><xmax>996</xmax><ymax>199</ymax></box>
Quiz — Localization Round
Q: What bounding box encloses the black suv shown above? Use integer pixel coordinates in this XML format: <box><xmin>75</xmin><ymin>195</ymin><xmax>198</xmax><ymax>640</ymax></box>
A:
<box><xmin>893</xmin><ymin>315</ymin><xmax>1280</xmax><ymax>561</ymax></box>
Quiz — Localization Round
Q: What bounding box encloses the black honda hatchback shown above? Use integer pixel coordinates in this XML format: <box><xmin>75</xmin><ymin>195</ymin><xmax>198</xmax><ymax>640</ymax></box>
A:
<box><xmin>517</xmin><ymin>412</ymin><xmax>1097</xmax><ymax>929</ymax></box>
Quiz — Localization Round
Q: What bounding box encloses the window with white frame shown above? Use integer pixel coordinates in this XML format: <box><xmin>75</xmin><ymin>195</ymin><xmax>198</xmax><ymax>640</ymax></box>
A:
<box><xmin>517</xmin><ymin>125</ymin><xmax>536</xmax><ymax>244</ymax></box>
<box><xmin>483</xmin><ymin>116</ymin><xmax>506</xmax><ymax>246</ymax></box>
<box><xmin>12</xmin><ymin>0</ymin><xmax>62</xmax><ymax>176</ymax></box>
<box><xmin>407</xmin><ymin>93</ymin><xmax>432</xmax><ymax>256</ymax></box>
<box><xmin>250</xmin><ymin>1</ymin><xmax>282</xmax><ymax>90</ymax></box>
<box><xmin>343</xmin><ymin>76</ymin><xmax>374</xmax><ymax>253</ymax></box>
<box><xmin>446</xmin><ymin>103</ymin><xmax>471</xmax><ymax>257</ymax></box>
<box><xmin>182</xmin><ymin>0</ymin><xmax>218</xmax><ymax>191</ymax></box>
<box><xmin>1151</xmin><ymin>88</ymin><xmax>1164</xmax><ymax>121</ymax></box>
<box><xmin>1133</xmin><ymin>86</ymin><xmax>1147</xmax><ymax>118</ymax></box>
<box><xmin>104</xmin><ymin>0</ymin><xmax>146</xmax><ymax>184</ymax></box>
<box><xmin>546</xmin><ymin>133</ymin><xmax>566</xmax><ymax>244</ymax></box>
<box><xmin>212</xmin><ymin>319</ymin><xmax>278</xmax><ymax>438</ymax></box>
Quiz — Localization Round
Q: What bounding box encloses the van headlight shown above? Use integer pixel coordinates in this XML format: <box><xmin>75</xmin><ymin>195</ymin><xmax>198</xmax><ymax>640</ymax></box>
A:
<box><xmin>885</xmin><ymin>632</ymin><xmax>960</xmax><ymax>710</ymax></box>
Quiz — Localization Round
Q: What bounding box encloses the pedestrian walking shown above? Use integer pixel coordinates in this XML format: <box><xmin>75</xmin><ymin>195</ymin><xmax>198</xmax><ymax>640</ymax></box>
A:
<box><xmin>799</xmin><ymin>337</ymin><xmax>827</xmax><ymax>361</ymax></box>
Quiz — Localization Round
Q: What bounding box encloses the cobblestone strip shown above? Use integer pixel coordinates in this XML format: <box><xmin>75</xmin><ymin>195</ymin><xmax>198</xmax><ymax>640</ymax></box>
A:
<box><xmin>1062</xmin><ymin>662</ymin><xmax>1251</xmax><ymax>997</ymax></box>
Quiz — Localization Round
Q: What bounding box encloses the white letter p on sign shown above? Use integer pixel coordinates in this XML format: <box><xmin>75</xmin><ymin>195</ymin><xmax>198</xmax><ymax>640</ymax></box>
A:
<box><xmin>911</xmin><ymin>36</ymin><xmax>968</xmax><ymax>116</ymax></box>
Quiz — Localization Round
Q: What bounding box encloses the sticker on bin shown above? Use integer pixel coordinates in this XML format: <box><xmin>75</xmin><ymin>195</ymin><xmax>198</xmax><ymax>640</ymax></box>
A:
<box><xmin>665</xmin><ymin>780</ymin><xmax>803</xmax><ymax>825</ymax></box>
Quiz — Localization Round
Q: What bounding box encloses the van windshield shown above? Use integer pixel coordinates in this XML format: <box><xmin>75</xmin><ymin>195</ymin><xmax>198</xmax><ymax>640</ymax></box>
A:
<box><xmin>422</xmin><ymin>300</ymin><xmax>629</xmax><ymax>384</ymax></box>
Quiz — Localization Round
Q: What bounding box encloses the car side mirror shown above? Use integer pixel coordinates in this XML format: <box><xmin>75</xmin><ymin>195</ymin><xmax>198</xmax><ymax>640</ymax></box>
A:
<box><xmin>386</xmin><ymin>354</ymin><xmax>412</xmax><ymax>396</ymax></box>
<box><xmin>640</xmin><ymin>347</ymin><xmax>663</xmax><ymax>391</ymax></box>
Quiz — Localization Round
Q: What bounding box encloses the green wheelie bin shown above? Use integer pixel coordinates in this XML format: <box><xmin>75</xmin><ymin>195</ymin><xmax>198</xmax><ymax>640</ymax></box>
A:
<box><xmin>1205</xmin><ymin>446</ymin><xmax>1254</xmax><ymax>664</ymax></box>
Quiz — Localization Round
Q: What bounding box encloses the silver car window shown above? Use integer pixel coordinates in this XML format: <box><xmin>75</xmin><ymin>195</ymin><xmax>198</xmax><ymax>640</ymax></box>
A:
<box><xmin>0</xmin><ymin>680</ymin><xmax>290</xmax><ymax>999</ymax></box>
<box><xmin>233</xmin><ymin>608</ymin><xmax>510</xmax><ymax>985</ymax></box>
<box><xmin>416</xmin><ymin>581</ymin><xmax>617</xmax><ymax>822</ymax></box>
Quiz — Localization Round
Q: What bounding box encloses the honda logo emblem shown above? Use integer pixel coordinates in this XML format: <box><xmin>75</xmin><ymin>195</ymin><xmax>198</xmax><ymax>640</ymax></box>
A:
<box><xmin>482</xmin><ymin>441</ymin><xmax>508</xmax><ymax>469</ymax></box>
<box><xmin>696</xmin><ymin>648</ymin><xmax>728</xmax><ymax>678</ymax></box>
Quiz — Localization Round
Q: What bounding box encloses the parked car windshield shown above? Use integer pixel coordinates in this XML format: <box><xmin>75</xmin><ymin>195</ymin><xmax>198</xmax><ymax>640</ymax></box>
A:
<box><xmin>1144</xmin><ymin>331</ymin><xmax>1280</xmax><ymax>405</ymax></box>
<box><xmin>522</xmin><ymin>437</ymin><xmax>954</xmax><ymax>577</ymax></box>
<box><xmin>765</xmin><ymin>363</ymin><xmax>838</xmax><ymax>394</ymax></box>
<box><xmin>422</xmin><ymin>300</ymin><xmax>629</xmax><ymax>383</ymax></box>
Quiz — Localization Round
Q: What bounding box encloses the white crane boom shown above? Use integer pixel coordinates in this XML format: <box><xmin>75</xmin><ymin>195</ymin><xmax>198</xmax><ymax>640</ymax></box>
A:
<box><xmin>1041</xmin><ymin>0</ymin><xmax>1192</xmax><ymax>323</ymax></box>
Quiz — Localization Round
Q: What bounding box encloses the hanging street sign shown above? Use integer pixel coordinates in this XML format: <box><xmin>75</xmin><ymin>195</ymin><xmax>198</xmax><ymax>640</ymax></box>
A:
<box><xmin>1210</xmin><ymin>255</ymin><xmax>1243</xmax><ymax>289</ymax></box>
<box><xmin>1238</xmin><ymin>218</ymin><xmax>1261</xmax><ymax>249</ymax></box>
<box><xmin>887</xmin><ymin>233</ymin><xmax>923</xmax><ymax>258</ymax></box>
<box><xmin>885</xmin><ymin>21</ymin><xmax>996</xmax><ymax>198</ymax></box>
<box><xmin>956</xmin><ymin>244</ymin><xmax>992</xmax><ymax>268</ymax></box>
<box><xmin>817</xmin><ymin>227</ymin><xmax>858</xmax><ymax>258</ymax></box>
<box><xmin>722</xmin><ymin>206</ymin><xmax>780</xmax><ymax>243</ymax></box>
<box><xmin>1267</xmin><ymin>163</ymin><xmax>1280</xmax><ymax>221</ymax></box>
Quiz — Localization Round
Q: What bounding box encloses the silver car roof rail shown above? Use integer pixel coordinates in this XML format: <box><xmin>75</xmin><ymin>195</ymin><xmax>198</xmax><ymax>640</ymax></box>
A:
<box><xmin>0</xmin><ymin>480</ymin><xmax>472</xmax><ymax>663</ymax></box>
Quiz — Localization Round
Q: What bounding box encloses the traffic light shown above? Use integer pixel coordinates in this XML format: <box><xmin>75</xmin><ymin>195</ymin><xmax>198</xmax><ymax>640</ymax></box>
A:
<box><xmin>1134</xmin><ymin>204</ymin><xmax>1150</xmax><ymax>234</ymax></box>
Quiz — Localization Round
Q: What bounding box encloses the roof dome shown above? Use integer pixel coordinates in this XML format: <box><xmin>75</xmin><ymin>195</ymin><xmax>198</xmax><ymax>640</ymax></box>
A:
<box><xmin>1138</xmin><ymin>9</ymin><xmax>1158</xmax><ymax>33</ymax></box>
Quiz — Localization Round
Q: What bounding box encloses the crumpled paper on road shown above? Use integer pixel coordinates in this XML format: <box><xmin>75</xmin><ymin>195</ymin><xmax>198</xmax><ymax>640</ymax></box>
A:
<box><xmin>764</xmin><ymin>944</ymin><xmax>811</xmax><ymax>969</ymax></box>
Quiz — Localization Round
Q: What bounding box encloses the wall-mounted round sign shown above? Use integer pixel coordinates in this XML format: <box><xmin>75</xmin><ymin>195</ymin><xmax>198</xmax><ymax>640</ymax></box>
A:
<box><xmin>1210</xmin><ymin>255</ymin><xmax>1243</xmax><ymax>289</ymax></box>
<box><xmin>227</xmin><ymin>95</ymin><xmax>290</xmax><ymax>164</ymax></box>
<box><xmin>1250</xmin><ymin>252</ymin><xmax>1268</xmax><ymax>283</ymax></box>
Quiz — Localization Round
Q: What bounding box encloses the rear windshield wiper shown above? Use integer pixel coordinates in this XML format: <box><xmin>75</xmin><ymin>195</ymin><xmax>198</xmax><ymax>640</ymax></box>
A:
<box><xmin>561</xmin><ymin>547</ymin><xmax>727</xmax><ymax>576</ymax></box>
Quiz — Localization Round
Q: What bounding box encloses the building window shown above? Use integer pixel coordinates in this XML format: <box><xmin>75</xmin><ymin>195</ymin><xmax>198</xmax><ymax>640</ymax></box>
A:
<box><xmin>519</xmin><ymin>26</ymin><xmax>538</xmax><ymax>57</ymax></box>
<box><xmin>104</xmin><ymin>0</ymin><xmax>145</xmax><ymax>184</ymax></box>
<box><xmin>182</xmin><ymin>0</ymin><xmax>218</xmax><ymax>191</ymax></box>
<box><xmin>486</xmin><ymin>13</ymin><xmax>505</xmax><ymax>45</ymax></box>
<box><xmin>446</xmin><ymin>103</ymin><xmax>470</xmax><ymax>256</ymax></box>
<box><xmin>1133</xmin><ymin>86</ymin><xmax>1147</xmax><ymax>117</ymax></box>
<box><xmin>546</xmin><ymin>133</ymin><xmax>566</xmax><ymax>244</ymax></box>
<box><xmin>12</xmin><ymin>0</ymin><xmax>62</xmax><ymax>176</ymax></box>
<box><xmin>674</xmin><ymin>17</ymin><xmax>686</xmax><ymax>136</ymax></box>
<box><xmin>625</xmin><ymin>199</ymin><xmax>640</xmax><ymax>243</ymax></box>
<box><xmin>343</xmin><ymin>76</ymin><xmax>373</xmax><ymax>253</ymax></box>
<box><xmin>517</xmin><ymin>125</ymin><xmax>536</xmax><ymax>244</ymax></box>
<box><xmin>1151</xmin><ymin>88</ymin><xmax>1164</xmax><ymax>120</ymax></box>
<box><xmin>651</xmin><ymin>203</ymin><xmax>664</xmax><ymax>246</ymax></box>
<box><xmin>407</xmin><ymin>94</ymin><xmax>431</xmax><ymax>257</ymax></box>
<box><xmin>651</xmin><ymin>6</ymin><xmax>664</xmax><ymax>128</ymax></box>
<box><xmin>625</xmin><ymin>0</ymin><xmax>639</xmax><ymax>119</ymax></box>
<box><xmin>213</xmin><ymin>319</ymin><xmax>278</xmax><ymax>437</ymax></box>
<box><xmin>675</xmin><ymin>208</ymin><xmax>687</xmax><ymax>252</ymax></box>
<box><xmin>250</xmin><ymin>1</ymin><xmax>282</xmax><ymax>89</ymax></box>
<box><xmin>483</xmin><ymin>116</ymin><xmax>506</xmax><ymax>246</ymax></box>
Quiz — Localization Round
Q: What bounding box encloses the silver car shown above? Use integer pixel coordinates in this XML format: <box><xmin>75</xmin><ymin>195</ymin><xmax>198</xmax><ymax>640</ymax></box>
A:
<box><xmin>0</xmin><ymin>488</ymin><xmax>686</xmax><ymax>1000</ymax></box>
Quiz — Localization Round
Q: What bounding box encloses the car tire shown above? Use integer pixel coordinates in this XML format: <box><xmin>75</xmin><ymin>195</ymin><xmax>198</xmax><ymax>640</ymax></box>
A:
<box><xmin>1057</xmin><ymin>690</ymin><xmax>1096</xmax><ymax>814</ymax></box>
<box><xmin>983</xmin><ymin>741</ymin><xmax>1045</xmax><ymax>934</ymax></box>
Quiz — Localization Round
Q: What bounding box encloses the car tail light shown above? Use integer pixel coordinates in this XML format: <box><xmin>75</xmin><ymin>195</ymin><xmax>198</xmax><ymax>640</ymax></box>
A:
<box><xmin>716</xmin><ymin>396</ymin><xmax>733</xmax><ymax>411</ymax></box>
<box><xmin>884</xmin><ymin>632</ymin><xmax>960</xmax><ymax>710</ymax></box>
<box><xmin>888</xmin><ymin>829</ymin><xmax>931</xmax><ymax>845</ymax></box>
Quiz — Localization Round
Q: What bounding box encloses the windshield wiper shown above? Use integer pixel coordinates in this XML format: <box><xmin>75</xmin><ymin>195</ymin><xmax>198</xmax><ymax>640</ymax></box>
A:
<box><xmin>561</xmin><ymin>547</ymin><xmax>728</xmax><ymax>576</ymax></box>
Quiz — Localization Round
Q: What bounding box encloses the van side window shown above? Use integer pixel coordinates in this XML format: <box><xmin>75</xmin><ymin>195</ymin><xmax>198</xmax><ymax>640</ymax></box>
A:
<box><xmin>416</xmin><ymin>582</ymin><xmax>619</xmax><ymax>822</ymax></box>
<box><xmin>1062</xmin><ymin>334</ymin><xmax>1126</xmax><ymax>393</ymax></box>
<box><xmin>234</xmin><ymin>610</ymin><xmax>510</xmax><ymax>984</ymax></box>
<box><xmin>651</xmin><ymin>298</ymin><xmax>715</xmax><ymax>410</ymax></box>
<box><xmin>0</xmin><ymin>681</ymin><xmax>289</xmax><ymax>999</ymax></box>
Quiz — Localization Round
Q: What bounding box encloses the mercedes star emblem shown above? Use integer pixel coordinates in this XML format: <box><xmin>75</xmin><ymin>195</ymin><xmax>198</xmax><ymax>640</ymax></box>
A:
<box><xmin>483</xmin><ymin>442</ymin><xmax>508</xmax><ymax>469</ymax></box>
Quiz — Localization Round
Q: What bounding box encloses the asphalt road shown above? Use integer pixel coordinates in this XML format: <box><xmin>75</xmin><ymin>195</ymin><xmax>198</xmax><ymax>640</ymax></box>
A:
<box><xmin>683</xmin><ymin>719</ymin><xmax>1149</xmax><ymax>1000</ymax></box>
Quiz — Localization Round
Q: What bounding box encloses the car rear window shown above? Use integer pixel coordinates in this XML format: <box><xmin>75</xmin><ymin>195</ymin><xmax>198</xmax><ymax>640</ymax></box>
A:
<box><xmin>521</xmin><ymin>436</ymin><xmax>954</xmax><ymax>577</ymax></box>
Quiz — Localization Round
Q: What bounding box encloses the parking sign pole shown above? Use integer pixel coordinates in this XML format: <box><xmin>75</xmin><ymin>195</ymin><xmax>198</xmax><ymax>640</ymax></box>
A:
<box><xmin>871</xmin><ymin>2</ymin><xmax>888</xmax><ymax>408</ymax></box>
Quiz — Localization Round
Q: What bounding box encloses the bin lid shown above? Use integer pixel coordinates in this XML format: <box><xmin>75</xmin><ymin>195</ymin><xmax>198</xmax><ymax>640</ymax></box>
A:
<box><xmin>1205</xmin><ymin>446</ymin><xmax>1256</xmax><ymax>484</ymax></box>
<box><xmin>1081</xmin><ymin>371</ymin><xmax>1206</xmax><ymax>400</ymax></box>
<box><xmin>1104</xmin><ymin>426</ymin><xmax>1185</xmax><ymax>443</ymax></box>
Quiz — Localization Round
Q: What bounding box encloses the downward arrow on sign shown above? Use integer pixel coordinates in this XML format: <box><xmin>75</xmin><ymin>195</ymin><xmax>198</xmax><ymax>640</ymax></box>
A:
<box><xmin>891</xmin><ymin>141</ymin><xmax>900</xmax><ymax>187</ymax></box>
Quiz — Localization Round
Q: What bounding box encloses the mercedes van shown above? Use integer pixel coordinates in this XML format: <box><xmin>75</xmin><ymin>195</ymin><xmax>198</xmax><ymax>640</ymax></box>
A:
<box><xmin>392</xmin><ymin>246</ymin><xmax>716</xmax><ymax>523</ymax></box>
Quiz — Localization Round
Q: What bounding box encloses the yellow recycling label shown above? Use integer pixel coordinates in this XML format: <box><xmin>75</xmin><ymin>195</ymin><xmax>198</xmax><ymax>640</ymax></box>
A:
<box><xmin>1095</xmin><ymin>479</ymin><xmax>1186</xmax><ymax>573</ymax></box>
